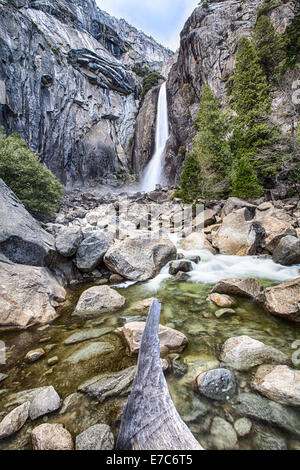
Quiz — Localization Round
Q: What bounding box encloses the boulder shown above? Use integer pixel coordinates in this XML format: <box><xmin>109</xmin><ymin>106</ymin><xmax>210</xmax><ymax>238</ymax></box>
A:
<box><xmin>0</xmin><ymin>263</ymin><xmax>66</xmax><ymax>329</ymax></box>
<box><xmin>221</xmin><ymin>197</ymin><xmax>257</xmax><ymax>218</ymax></box>
<box><xmin>272</xmin><ymin>236</ymin><xmax>300</xmax><ymax>266</ymax></box>
<box><xmin>75</xmin><ymin>232</ymin><xmax>112</xmax><ymax>272</ymax></box>
<box><xmin>254</xmin><ymin>206</ymin><xmax>296</xmax><ymax>253</ymax></box>
<box><xmin>0</xmin><ymin>401</ymin><xmax>30</xmax><ymax>439</ymax></box>
<box><xmin>75</xmin><ymin>424</ymin><xmax>114</xmax><ymax>450</ymax></box>
<box><xmin>29</xmin><ymin>386</ymin><xmax>61</xmax><ymax>420</ymax></box>
<box><xmin>212</xmin><ymin>278</ymin><xmax>264</xmax><ymax>301</ymax></box>
<box><xmin>251</xmin><ymin>365</ymin><xmax>300</xmax><ymax>407</ymax></box>
<box><xmin>72</xmin><ymin>286</ymin><xmax>125</xmax><ymax>318</ymax></box>
<box><xmin>55</xmin><ymin>227</ymin><xmax>83</xmax><ymax>257</ymax></box>
<box><xmin>212</xmin><ymin>208</ymin><xmax>264</xmax><ymax>255</ymax></box>
<box><xmin>169</xmin><ymin>260</ymin><xmax>192</xmax><ymax>275</ymax></box>
<box><xmin>210</xmin><ymin>417</ymin><xmax>238</xmax><ymax>450</ymax></box>
<box><xmin>31</xmin><ymin>423</ymin><xmax>74</xmax><ymax>450</ymax></box>
<box><xmin>115</xmin><ymin>322</ymin><xmax>188</xmax><ymax>356</ymax></box>
<box><xmin>263</xmin><ymin>277</ymin><xmax>300</xmax><ymax>322</ymax></box>
<box><xmin>0</xmin><ymin>178</ymin><xmax>55</xmax><ymax>267</ymax></box>
<box><xmin>179</xmin><ymin>232</ymin><xmax>216</xmax><ymax>254</ymax></box>
<box><xmin>104</xmin><ymin>235</ymin><xmax>177</xmax><ymax>281</ymax></box>
<box><xmin>66</xmin><ymin>342</ymin><xmax>115</xmax><ymax>365</ymax></box>
<box><xmin>220</xmin><ymin>336</ymin><xmax>290</xmax><ymax>371</ymax></box>
<box><xmin>207</xmin><ymin>293</ymin><xmax>237</xmax><ymax>308</ymax></box>
<box><xmin>196</xmin><ymin>368</ymin><xmax>236</xmax><ymax>401</ymax></box>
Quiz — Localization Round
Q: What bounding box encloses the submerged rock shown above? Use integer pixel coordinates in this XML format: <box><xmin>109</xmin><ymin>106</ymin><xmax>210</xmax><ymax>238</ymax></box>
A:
<box><xmin>25</xmin><ymin>349</ymin><xmax>45</xmax><ymax>363</ymax></box>
<box><xmin>66</xmin><ymin>342</ymin><xmax>115</xmax><ymax>364</ymax></box>
<box><xmin>0</xmin><ymin>374</ymin><xmax>8</xmax><ymax>384</ymax></box>
<box><xmin>214</xmin><ymin>308</ymin><xmax>236</xmax><ymax>319</ymax></box>
<box><xmin>207</xmin><ymin>293</ymin><xmax>237</xmax><ymax>308</ymax></box>
<box><xmin>64</xmin><ymin>327</ymin><xmax>113</xmax><ymax>345</ymax></box>
<box><xmin>263</xmin><ymin>277</ymin><xmax>300</xmax><ymax>322</ymax></box>
<box><xmin>251</xmin><ymin>365</ymin><xmax>300</xmax><ymax>407</ymax></box>
<box><xmin>196</xmin><ymin>368</ymin><xmax>236</xmax><ymax>401</ymax></box>
<box><xmin>220</xmin><ymin>336</ymin><xmax>290</xmax><ymax>371</ymax></box>
<box><xmin>31</xmin><ymin>423</ymin><xmax>74</xmax><ymax>450</ymax></box>
<box><xmin>115</xmin><ymin>321</ymin><xmax>188</xmax><ymax>355</ymax></box>
<box><xmin>252</xmin><ymin>424</ymin><xmax>287</xmax><ymax>451</ymax></box>
<box><xmin>75</xmin><ymin>424</ymin><xmax>114</xmax><ymax>450</ymax></box>
<box><xmin>234</xmin><ymin>418</ymin><xmax>252</xmax><ymax>438</ymax></box>
<box><xmin>0</xmin><ymin>401</ymin><xmax>30</xmax><ymax>440</ymax></box>
<box><xmin>210</xmin><ymin>417</ymin><xmax>238</xmax><ymax>450</ymax></box>
<box><xmin>73</xmin><ymin>286</ymin><xmax>125</xmax><ymax>318</ymax></box>
<box><xmin>104</xmin><ymin>235</ymin><xmax>177</xmax><ymax>281</ymax></box>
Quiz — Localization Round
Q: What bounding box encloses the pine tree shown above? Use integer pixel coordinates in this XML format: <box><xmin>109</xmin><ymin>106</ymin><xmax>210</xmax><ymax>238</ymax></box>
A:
<box><xmin>0</xmin><ymin>127</ymin><xmax>64</xmax><ymax>216</ymax></box>
<box><xmin>174</xmin><ymin>151</ymin><xmax>204</xmax><ymax>203</ymax></box>
<box><xmin>231</xmin><ymin>156</ymin><xmax>263</xmax><ymax>199</ymax></box>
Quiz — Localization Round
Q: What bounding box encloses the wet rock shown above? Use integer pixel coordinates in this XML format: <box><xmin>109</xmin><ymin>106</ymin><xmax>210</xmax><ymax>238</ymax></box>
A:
<box><xmin>196</xmin><ymin>368</ymin><xmax>236</xmax><ymax>401</ymax></box>
<box><xmin>273</xmin><ymin>235</ymin><xmax>300</xmax><ymax>266</ymax></box>
<box><xmin>220</xmin><ymin>336</ymin><xmax>290</xmax><ymax>371</ymax></box>
<box><xmin>25</xmin><ymin>349</ymin><xmax>45</xmax><ymax>363</ymax></box>
<box><xmin>252</xmin><ymin>425</ymin><xmax>287</xmax><ymax>450</ymax></box>
<box><xmin>31</xmin><ymin>423</ymin><xmax>74</xmax><ymax>450</ymax></box>
<box><xmin>66</xmin><ymin>342</ymin><xmax>115</xmax><ymax>365</ymax></box>
<box><xmin>55</xmin><ymin>227</ymin><xmax>83</xmax><ymax>258</ymax></box>
<box><xmin>0</xmin><ymin>263</ymin><xmax>66</xmax><ymax>329</ymax></box>
<box><xmin>179</xmin><ymin>232</ymin><xmax>216</xmax><ymax>254</ymax></box>
<box><xmin>29</xmin><ymin>386</ymin><xmax>62</xmax><ymax>420</ymax></box>
<box><xmin>6</xmin><ymin>387</ymin><xmax>50</xmax><ymax>409</ymax></box>
<box><xmin>115</xmin><ymin>321</ymin><xmax>188</xmax><ymax>355</ymax></box>
<box><xmin>212</xmin><ymin>278</ymin><xmax>264</xmax><ymax>301</ymax></box>
<box><xmin>234</xmin><ymin>393</ymin><xmax>300</xmax><ymax>437</ymax></box>
<box><xmin>0</xmin><ymin>401</ymin><xmax>30</xmax><ymax>439</ymax></box>
<box><xmin>0</xmin><ymin>374</ymin><xmax>8</xmax><ymax>384</ymax></box>
<box><xmin>47</xmin><ymin>357</ymin><xmax>59</xmax><ymax>366</ymax></box>
<box><xmin>214</xmin><ymin>308</ymin><xmax>236</xmax><ymax>319</ymax></box>
<box><xmin>73</xmin><ymin>286</ymin><xmax>125</xmax><ymax>319</ymax></box>
<box><xmin>78</xmin><ymin>366</ymin><xmax>136</xmax><ymax>402</ymax></box>
<box><xmin>263</xmin><ymin>277</ymin><xmax>300</xmax><ymax>322</ymax></box>
<box><xmin>64</xmin><ymin>327</ymin><xmax>113</xmax><ymax>345</ymax></box>
<box><xmin>207</xmin><ymin>293</ymin><xmax>237</xmax><ymax>308</ymax></box>
<box><xmin>109</xmin><ymin>274</ymin><xmax>124</xmax><ymax>284</ymax></box>
<box><xmin>234</xmin><ymin>418</ymin><xmax>252</xmax><ymax>438</ymax></box>
<box><xmin>120</xmin><ymin>315</ymin><xmax>147</xmax><ymax>324</ymax></box>
<box><xmin>75</xmin><ymin>232</ymin><xmax>112</xmax><ymax>273</ymax></box>
<box><xmin>169</xmin><ymin>260</ymin><xmax>192</xmax><ymax>275</ymax></box>
<box><xmin>251</xmin><ymin>365</ymin><xmax>300</xmax><ymax>407</ymax></box>
<box><xmin>172</xmin><ymin>360</ymin><xmax>188</xmax><ymax>378</ymax></box>
<box><xmin>129</xmin><ymin>297</ymin><xmax>158</xmax><ymax>313</ymax></box>
<box><xmin>75</xmin><ymin>424</ymin><xmax>114</xmax><ymax>450</ymax></box>
<box><xmin>210</xmin><ymin>417</ymin><xmax>238</xmax><ymax>450</ymax></box>
<box><xmin>104</xmin><ymin>235</ymin><xmax>177</xmax><ymax>282</ymax></box>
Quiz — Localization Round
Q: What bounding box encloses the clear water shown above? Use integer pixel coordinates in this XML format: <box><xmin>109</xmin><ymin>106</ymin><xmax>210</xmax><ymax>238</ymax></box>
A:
<box><xmin>0</xmin><ymin>254</ymin><xmax>300</xmax><ymax>450</ymax></box>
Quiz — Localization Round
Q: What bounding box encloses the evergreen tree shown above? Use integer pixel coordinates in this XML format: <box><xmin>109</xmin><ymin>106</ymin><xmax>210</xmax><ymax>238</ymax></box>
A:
<box><xmin>231</xmin><ymin>156</ymin><xmax>263</xmax><ymax>199</ymax></box>
<box><xmin>0</xmin><ymin>127</ymin><xmax>64</xmax><ymax>216</ymax></box>
<box><xmin>174</xmin><ymin>151</ymin><xmax>204</xmax><ymax>203</ymax></box>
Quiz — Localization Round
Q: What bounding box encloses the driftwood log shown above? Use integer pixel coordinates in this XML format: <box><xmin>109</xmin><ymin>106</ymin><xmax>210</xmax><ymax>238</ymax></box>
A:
<box><xmin>116</xmin><ymin>299</ymin><xmax>203</xmax><ymax>450</ymax></box>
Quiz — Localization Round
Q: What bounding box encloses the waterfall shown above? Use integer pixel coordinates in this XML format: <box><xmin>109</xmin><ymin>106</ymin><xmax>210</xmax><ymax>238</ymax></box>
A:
<box><xmin>140</xmin><ymin>82</ymin><xmax>169</xmax><ymax>192</ymax></box>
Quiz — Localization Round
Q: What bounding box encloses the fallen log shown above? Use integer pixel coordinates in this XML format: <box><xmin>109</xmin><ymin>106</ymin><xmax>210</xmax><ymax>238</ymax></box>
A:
<box><xmin>116</xmin><ymin>299</ymin><xmax>203</xmax><ymax>450</ymax></box>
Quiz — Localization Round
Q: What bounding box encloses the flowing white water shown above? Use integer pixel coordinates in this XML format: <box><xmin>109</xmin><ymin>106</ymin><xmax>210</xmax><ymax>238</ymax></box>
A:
<box><xmin>140</xmin><ymin>82</ymin><xmax>169</xmax><ymax>192</ymax></box>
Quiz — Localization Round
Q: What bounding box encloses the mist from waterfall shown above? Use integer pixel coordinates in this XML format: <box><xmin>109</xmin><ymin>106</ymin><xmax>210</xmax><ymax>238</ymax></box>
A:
<box><xmin>140</xmin><ymin>82</ymin><xmax>169</xmax><ymax>192</ymax></box>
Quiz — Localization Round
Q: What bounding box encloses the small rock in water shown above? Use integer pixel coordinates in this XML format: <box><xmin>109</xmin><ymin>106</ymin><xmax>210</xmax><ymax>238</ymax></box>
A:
<box><xmin>251</xmin><ymin>365</ymin><xmax>300</xmax><ymax>406</ymax></box>
<box><xmin>172</xmin><ymin>360</ymin><xmax>188</xmax><ymax>378</ymax></box>
<box><xmin>210</xmin><ymin>417</ymin><xmax>238</xmax><ymax>450</ymax></box>
<box><xmin>234</xmin><ymin>418</ymin><xmax>252</xmax><ymax>437</ymax></box>
<box><xmin>190</xmin><ymin>256</ymin><xmax>201</xmax><ymax>264</ymax></box>
<box><xmin>31</xmin><ymin>423</ymin><xmax>74</xmax><ymax>450</ymax></box>
<box><xmin>0</xmin><ymin>373</ymin><xmax>8</xmax><ymax>384</ymax></box>
<box><xmin>207</xmin><ymin>293</ymin><xmax>237</xmax><ymax>308</ymax></box>
<box><xmin>64</xmin><ymin>327</ymin><xmax>113</xmax><ymax>345</ymax></box>
<box><xmin>169</xmin><ymin>260</ymin><xmax>192</xmax><ymax>275</ymax></box>
<box><xmin>196</xmin><ymin>368</ymin><xmax>236</xmax><ymax>401</ymax></box>
<box><xmin>75</xmin><ymin>424</ymin><xmax>114</xmax><ymax>450</ymax></box>
<box><xmin>214</xmin><ymin>308</ymin><xmax>236</xmax><ymax>319</ymax></box>
<box><xmin>0</xmin><ymin>401</ymin><xmax>30</xmax><ymax>439</ymax></box>
<box><xmin>252</xmin><ymin>425</ymin><xmax>287</xmax><ymax>451</ymax></box>
<box><xmin>25</xmin><ymin>349</ymin><xmax>45</xmax><ymax>363</ymax></box>
<box><xmin>47</xmin><ymin>356</ymin><xmax>58</xmax><ymax>366</ymax></box>
<box><xmin>66</xmin><ymin>342</ymin><xmax>115</xmax><ymax>364</ymax></box>
<box><xmin>73</xmin><ymin>286</ymin><xmax>125</xmax><ymax>319</ymax></box>
<box><xmin>29</xmin><ymin>386</ymin><xmax>61</xmax><ymax>420</ymax></box>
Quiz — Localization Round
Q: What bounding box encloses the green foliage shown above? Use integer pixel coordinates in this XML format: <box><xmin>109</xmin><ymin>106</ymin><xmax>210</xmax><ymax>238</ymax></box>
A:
<box><xmin>231</xmin><ymin>156</ymin><xmax>264</xmax><ymax>199</ymax></box>
<box><xmin>131</xmin><ymin>64</ymin><xmax>150</xmax><ymax>77</ymax></box>
<box><xmin>173</xmin><ymin>151</ymin><xmax>204</xmax><ymax>203</ymax></box>
<box><xmin>141</xmin><ymin>72</ymin><xmax>164</xmax><ymax>100</ymax></box>
<box><xmin>182</xmin><ymin>83</ymin><xmax>196</xmax><ymax>105</ymax></box>
<box><xmin>0</xmin><ymin>127</ymin><xmax>64</xmax><ymax>216</ymax></box>
<box><xmin>282</xmin><ymin>7</ymin><xmax>300</xmax><ymax>69</ymax></box>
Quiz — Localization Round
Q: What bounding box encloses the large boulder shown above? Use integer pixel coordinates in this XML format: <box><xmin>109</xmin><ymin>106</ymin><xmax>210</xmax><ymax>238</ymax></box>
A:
<box><xmin>74</xmin><ymin>232</ymin><xmax>112</xmax><ymax>272</ymax></box>
<box><xmin>0</xmin><ymin>401</ymin><xmax>30</xmax><ymax>439</ymax></box>
<box><xmin>221</xmin><ymin>197</ymin><xmax>257</xmax><ymax>218</ymax></box>
<box><xmin>55</xmin><ymin>227</ymin><xmax>83</xmax><ymax>258</ymax></box>
<box><xmin>0</xmin><ymin>262</ymin><xmax>66</xmax><ymax>329</ymax></box>
<box><xmin>263</xmin><ymin>278</ymin><xmax>300</xmax><ymax>322</ymax></box>
<box><xmin>104</xmin><ymin>235</ymin><xmax>177</xmax><ymax>282</ymax></box>
<box><xmin>251</xmin><ymin>365</ymin><xmax>300</xmax><ymax>407</ymax></box>
<box><xmin>212</xmin><ymin>278</ymin><xmax>264</xmax><ymax>301</ymax></box>
<box><xmin>254</xmin><ymin>205</ymin><xmax>296</xmax><ymax>253</ymax></box>
<box><xmin>220</xmin><ymin>336</ymin><xmax>290</xmax><ymax>371</ymax></box>
<box><xmin>212</xmin><ymin>208</ymin><xmax>265</xmax><ymax>255</ymax></box>
<box><xmin>115</xmin><ymin>321</ymin><xmax>188</xmax><ymax>355</ymax></box>
<box><xmin>72</xmin><ymin>286</ymin><xmax>125</xmax><ymax>319</ymax></box>
<box><xmin>31</xmin><ymin>424</ymin><xmax>74</xmax><ymax>450</ymax></box>
<box><xmin>272</xmin><ymin>236</ymin><xmax>300</xmax><ymax>266</ymax></box>
<box><xmin>179</xmin><ymin>232</ymin><xmax>216</xmax><ymax>254</ymax></box>
<box><xmin>75</xmin><ymin>424</ymin><xmax>114</xmax><ymax>450</ymax></box>
<box><xmin>0</xmin><ymin>178</ymin><xmax>56</xmax><ymax>266</ymax></box>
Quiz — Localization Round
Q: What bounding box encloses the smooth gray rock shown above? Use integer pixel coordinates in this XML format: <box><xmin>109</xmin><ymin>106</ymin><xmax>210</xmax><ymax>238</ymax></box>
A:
<box><xmin>29</xmin><ymin>386</ymin><xmax>62</xmax><ymax>420</ymax></box>
<box><xmin>169</xmin><ymin>260</ymin><xmax>192</xmax><ymax>275</ymax></box>
<box><xmin>66</xmin><ymin>341</ymin><xmax>115</xmax><ymax>364</ymax></box>
<box><xmin>64</xmin><ymin>327</ymin><xmax>113</xmax><ymax>345</ymax></box>
<box><xmin>31</xmin><ymin>423</ymin><xmax>74</xmax><ymax>450</ymax></box>
<box><xmin>210</xmin><ymin>417</ymin><xmax>238</xmax><ymax>450</ymax></box>
<box><xmin>0</xmin><ymin>401</ymin><xmax>30</xmax><ymax>439</ymax></box>
<box><xmin>75</xmin><ymin>424</ymin><xmax>114</xmax><ymax>450</ymax></box>
<box><xmin>75</xmin><ymin>232</ymin><xmax>112</xmax><ymax>272</ymax></box>
<box><xmin>197</xmin><ymin>368</ymin><xmax>236</xmax><ymax>401</ymax></box>
<box><xmin>273</xmin><ymin>235</ymin><xmax>300</xmax><ymax>266</ymax></box>
<box><xmin>55</xmin><ymin>227</ymin><xmax>83</xmax><ymax>257</ymax></box>
<box><xmin>73</xmin><ymin>286</ymin><xmax>125</xmax><ymax>318</ymax></box>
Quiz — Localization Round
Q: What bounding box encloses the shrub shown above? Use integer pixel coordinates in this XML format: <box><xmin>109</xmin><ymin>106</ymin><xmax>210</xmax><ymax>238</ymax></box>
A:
<box><xmin>141</xmin><ymin>72</ymin><xmax>164</xmax><ymax>100</ymax></box>
<box><xmin>0</xmin><ymin>127</ymin><xmax>64</xmax><ymax>216</ymax></box>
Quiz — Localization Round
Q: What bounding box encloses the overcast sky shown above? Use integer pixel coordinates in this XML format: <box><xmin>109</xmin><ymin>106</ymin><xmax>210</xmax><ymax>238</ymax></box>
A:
<box><xmin>96</xmin><ymin>0</ymin><xmax>199</xmax><ymax>51</ymax></box>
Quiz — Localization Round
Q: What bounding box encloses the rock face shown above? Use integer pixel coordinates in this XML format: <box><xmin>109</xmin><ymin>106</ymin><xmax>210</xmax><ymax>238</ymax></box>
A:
<box><xmin>220</xmin><ymin>336</ymin><xmax>290</xmax><ymax>371</ymax></box>
<box><xmin>272</xmin><ymin>236</ymin><xmax>300</xmax><ymax>266</ymax></box>
<box><xmin>115</xmin><ymin>321</ymin><xmax>188</xmax><ymax>356</ymax></box>
<box><xmin>0</xmin><ymin>401</ymin><xmax>30</xmax><ymax>439</ymax></box>
<box><xmin>0</xmin><ymin>179</ymin><xmax>55</xmax><ymax>267</ymax></box>
<box><xmin>73</xmin><ymin>286</ymin><xmax>125</xmax><ymax>318</ymax></box>
<box><xmin>0</xmin><ymin>262</ymin><xmax>66</xmax><ymax>329</ymax></box>
<box><xmin>104</xmin><ymin>236</ymin><xmax>177</xmax><ymax>282</ymax></box>
<box><xmin>251</xmin><ymin>365</ymin><xmax>300</xmax><ymax>407</ymax></box>
<box><xmin>75</xmin><ymin>424</ymin><xmax>114</xmax><ymax>450</ymax></box>
<box><xmin>212</xmin><ymin>278</ymin><xmax>264</xmax><ymax>301</ymax></box>
<box><xmin>0</xmin><ymin>0</ymin><xmax>172</xmax><ymax>186</ymax></box>
<box><xmin>31</xmin><ymin>423</ymin><xmax>74</xmax><ymax>450</ymax></box>
<box><xmin>263</xmin><ymin>278</ymin><xmax>300</xmax><ymax>323</ymax></box>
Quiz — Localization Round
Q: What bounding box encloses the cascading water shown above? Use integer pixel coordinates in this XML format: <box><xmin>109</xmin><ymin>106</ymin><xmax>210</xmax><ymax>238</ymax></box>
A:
<box><xmin>140</xmin><ymin>82</ymin><xmax>169</xmax><ymax>192</ymax></box>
